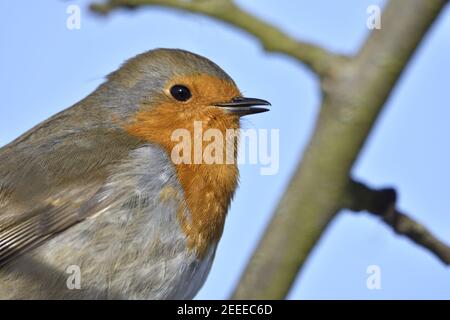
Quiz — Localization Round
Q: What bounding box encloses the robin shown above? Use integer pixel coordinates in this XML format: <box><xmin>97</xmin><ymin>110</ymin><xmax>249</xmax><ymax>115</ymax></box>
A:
<box><xmin>0</xmin><ymin>48</ymin><xmax>269</xmax><ymax>299</ymax></box>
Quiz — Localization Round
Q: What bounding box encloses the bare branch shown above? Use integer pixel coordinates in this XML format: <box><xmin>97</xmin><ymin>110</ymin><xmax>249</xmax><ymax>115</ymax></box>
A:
<box><xmin>345</xmin><ymin>180</ymin><xmax>450</xmax><ymax>265</ymax></box>
<box><xmin>232</xmin><ymin>0</ymin><xmax>448</xmax><ymax>299</ymax></box>
<box><xmin>90</xmin><ymin>0</ymin><xmax>340</xmax><ymax>77</ymax></box>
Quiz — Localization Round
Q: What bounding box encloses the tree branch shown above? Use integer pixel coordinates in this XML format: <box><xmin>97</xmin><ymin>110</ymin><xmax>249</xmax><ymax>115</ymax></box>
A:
<box><xmin>90</xmin><ymin>0</ymin><xmax>341</xmax><ymax>77</ymax></box>
<box><xmin>231</xmin><ymin>0</ymin><xmax>448</xmax><ymax>299</ymax></box>
<box><xmin>345</xmin><ymin>180</ymin><xmax>450</xmax><ymax>265</ymax></box>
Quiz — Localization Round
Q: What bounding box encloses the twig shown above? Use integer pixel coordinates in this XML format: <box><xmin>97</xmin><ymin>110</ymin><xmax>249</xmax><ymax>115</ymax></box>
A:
<box><xmin>345</xmin><ymin>180</ymin><xmax>450</xmax><ymax>265</ymax></box>
<box><xmin>90</xmin><ymin>0</ymin><xmax>340</xmax><ymax>77</ymax></box>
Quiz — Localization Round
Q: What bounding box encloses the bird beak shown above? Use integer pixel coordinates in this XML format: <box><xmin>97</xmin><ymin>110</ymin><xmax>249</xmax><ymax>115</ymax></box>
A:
<box><xmin>215</xmin><ymin>97</ymin><xmax>271</xmax><ymax>116</ymax></box>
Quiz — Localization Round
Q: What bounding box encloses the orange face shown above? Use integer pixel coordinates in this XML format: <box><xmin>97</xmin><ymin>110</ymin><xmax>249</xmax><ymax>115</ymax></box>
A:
<box><xmin>125</xmin><ymin>73</ymin><xmax>242</xmax><ymax>148</ymax></box>
<box><xmin>125</xmin><ymin>74</ymin><xmax>242</xmax><ymax>257</ymax></box>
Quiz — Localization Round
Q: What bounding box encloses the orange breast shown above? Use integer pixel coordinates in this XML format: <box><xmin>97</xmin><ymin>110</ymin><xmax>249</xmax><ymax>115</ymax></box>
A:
<box><xmin>125</xmin><ymin>75</ymin><xmax>241</xmax><ymax>258</ymax></box>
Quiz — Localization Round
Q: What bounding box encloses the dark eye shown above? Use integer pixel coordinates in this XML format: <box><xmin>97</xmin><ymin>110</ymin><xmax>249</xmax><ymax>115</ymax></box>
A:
<box><xmin>170</xmin><ymin>85</ymin><xmax>192</xmax><ymax>102</ymax></box>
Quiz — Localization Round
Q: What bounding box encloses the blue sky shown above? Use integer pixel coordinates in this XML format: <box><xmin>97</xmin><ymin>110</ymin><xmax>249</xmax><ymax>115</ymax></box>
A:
<box><xmin>1</xmin><ymin>1</ymin><xmax>449</xmax><ymax>299</ymax></box>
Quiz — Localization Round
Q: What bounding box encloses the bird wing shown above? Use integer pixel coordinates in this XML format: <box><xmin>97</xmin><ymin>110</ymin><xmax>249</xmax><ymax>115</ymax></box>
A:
<box><xmin>0</xmin><ymin>119</ymin><xmax>142</xmax><ymax>267</ymax></box>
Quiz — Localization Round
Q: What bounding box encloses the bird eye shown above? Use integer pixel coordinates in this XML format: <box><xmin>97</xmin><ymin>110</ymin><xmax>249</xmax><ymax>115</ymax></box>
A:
<box><xmin>170</xmin><ymin>85</ymin><xmax>192</xmax><ymax>102</ymax></box>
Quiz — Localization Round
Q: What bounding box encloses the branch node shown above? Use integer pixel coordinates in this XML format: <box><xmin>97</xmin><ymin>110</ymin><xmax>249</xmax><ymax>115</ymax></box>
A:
<box><xmin>345</xmin><ymin>179</ymin><xmax>450</xmax><ymax>266</ymax></box>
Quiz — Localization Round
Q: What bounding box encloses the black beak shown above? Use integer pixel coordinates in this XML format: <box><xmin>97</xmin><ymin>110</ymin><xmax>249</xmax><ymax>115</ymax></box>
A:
<box><xmin>215</xmin><ymin>97</ymin><xmax>271</xmax><ymax>116</ymax></box>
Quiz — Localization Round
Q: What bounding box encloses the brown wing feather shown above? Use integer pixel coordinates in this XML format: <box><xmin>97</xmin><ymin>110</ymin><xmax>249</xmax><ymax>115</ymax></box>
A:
<box><xmin>0</xmin><ymin>121</ymin><xmax>142</xmax><ymax>267</ymax></box>
<box><xmin>0</xmin><ymin>203</ymin><xmax>73</xmax><ymax>267</ymax></box>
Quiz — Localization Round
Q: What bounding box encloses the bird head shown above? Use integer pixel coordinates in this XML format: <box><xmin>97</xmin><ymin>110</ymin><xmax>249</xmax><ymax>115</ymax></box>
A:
<box><xmin>99</xmin><ymin>48</ymin><xmax>270</xmax><ymax>163</ymax></box>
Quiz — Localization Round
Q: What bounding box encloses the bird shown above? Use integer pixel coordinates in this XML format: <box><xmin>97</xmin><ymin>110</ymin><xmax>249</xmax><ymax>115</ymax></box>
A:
<box><xmin>0</xmin><ymin>48</ymin><xmax>270</xmax><ymax>299</ymax></box>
